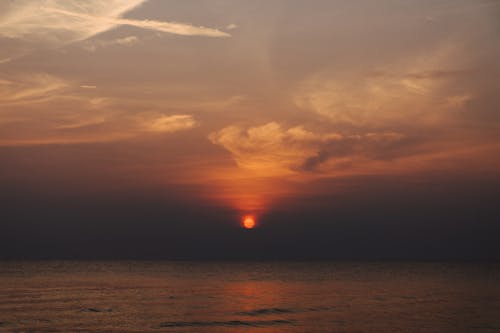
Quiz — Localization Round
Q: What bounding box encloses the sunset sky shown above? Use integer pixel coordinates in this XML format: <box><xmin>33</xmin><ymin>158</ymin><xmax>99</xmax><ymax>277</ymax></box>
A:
<box><xmin>1</xmin><ymin>0</ymin><xmax>499</xmax><ymax>259</ymax></box>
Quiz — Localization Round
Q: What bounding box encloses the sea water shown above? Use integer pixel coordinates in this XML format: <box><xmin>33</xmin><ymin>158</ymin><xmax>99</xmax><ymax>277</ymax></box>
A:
<box><xmin>1</xmin><ymin>261</ymin><xmax>499</xmax><ymax>332</ymax></box>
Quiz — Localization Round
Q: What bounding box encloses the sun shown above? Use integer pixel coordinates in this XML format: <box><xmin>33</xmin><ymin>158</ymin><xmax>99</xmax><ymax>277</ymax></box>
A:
<box><xmin>242</xmin><ymin>215</ymin><xmax>256</xmax><ymax>229</ymax></box>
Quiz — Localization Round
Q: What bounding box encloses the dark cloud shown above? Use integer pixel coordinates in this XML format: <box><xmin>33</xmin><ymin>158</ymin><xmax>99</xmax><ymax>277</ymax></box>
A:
<box><xmin>298</xmin><ymin>134</ymin><xmax>422</xmax><ymax>172</ymax></box>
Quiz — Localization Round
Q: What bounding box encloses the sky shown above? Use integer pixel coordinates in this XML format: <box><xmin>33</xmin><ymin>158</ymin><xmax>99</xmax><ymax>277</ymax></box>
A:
<box><xmin>1</xmin><ymin>0</ymin><xmax>500</xmax><ymax>260</ymax></box>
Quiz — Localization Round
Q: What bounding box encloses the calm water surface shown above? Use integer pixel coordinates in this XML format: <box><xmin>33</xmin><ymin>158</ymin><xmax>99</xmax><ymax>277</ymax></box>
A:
<box><xmin>0</xmin><ymin>261</ymin><xmax>499</xmax><ymax>332</ymax></box>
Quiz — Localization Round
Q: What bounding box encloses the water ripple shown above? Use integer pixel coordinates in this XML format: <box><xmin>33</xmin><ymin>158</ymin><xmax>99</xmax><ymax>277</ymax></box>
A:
<box><xmin>237</xmin><ymin>307</ymin><xmax>294</xmax><ymax>316</ymax></box>
<box><xmin>159</xmin><ymin>319</ymin><xmax>294</xmax><ymax>328</ymax></box>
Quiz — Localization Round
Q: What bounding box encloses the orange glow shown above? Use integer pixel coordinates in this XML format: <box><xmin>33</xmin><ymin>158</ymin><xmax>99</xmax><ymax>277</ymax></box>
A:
<box><xmin>242</xmin><ymin>215</ymin><xmax>256</xmax><ymax>229</ymax></box>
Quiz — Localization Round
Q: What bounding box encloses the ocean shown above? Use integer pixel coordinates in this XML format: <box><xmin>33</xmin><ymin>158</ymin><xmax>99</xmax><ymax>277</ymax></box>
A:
<box><xmin>1</xmin><ymin>261</ymin><xmax>499</xmax><ymax>332</ymax></box>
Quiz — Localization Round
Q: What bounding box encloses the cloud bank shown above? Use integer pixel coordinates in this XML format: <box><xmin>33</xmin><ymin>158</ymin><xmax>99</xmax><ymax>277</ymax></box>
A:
<box><xmin>0</xmin><ymin>73</ymin><xmax>198</xmax><ymax>146</ymax></box>
<box><xmin>209</xmin><ymin>122</ymin><xmax>408</xmax><ymax>176</ymax></box>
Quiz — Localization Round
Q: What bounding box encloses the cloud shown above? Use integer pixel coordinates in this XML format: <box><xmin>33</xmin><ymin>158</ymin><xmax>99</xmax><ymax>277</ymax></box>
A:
<box><xmin>112</xmin><ymin>35</ymin><xmax>139</xmax><ymax>46</ymax></box>
<box><xmin>0</xmin><ymin>111</ymin><xmax>199</xmax><ymax>146</ymax></box>
<box><xmin>294</xmin><ymin>72</ymin><xmax>441</xmax><ymax>127</ymax></box>
<box><xmin>209</xmin><ymin>122</ymin><xmax>416</xmax><ymax>176</ymax></box>
<box><xmin>44</xmin><ymin>6</ymin><xmax>230</xmax><ymax>38</ymax></box>
<box><xmin>287</xmin><ymin>41</ymin><xmax>500</xmax><ymax>172</ymax></box>
<box><xmin>142</xmin><ymin>114</ymin><xmax>198</xmax><ymax>133</ymax></box>
<box><xmin>295</xmin><ymin>43</ymin><xmax>465</xmax><ymax>123</ymax></box>
<box><xmin>0</xmin><ymin>0</ymin><xmax>230</xmax><ymax>59</ymax></box>
<box><xmin>209</xmin><ymin>122</ymin><xmax>409</xmax><ymax>176</ymax></box>
<box><xmin>82</xmin><ymin>35</ymin><xmax>139</xmax><ymax>52</ymax></box>
<box><xmin>0</xmin><ymin>73</ymin><xmax>69</xmax><ymax>105</ymax></box>
<box><xmin>0</xmin><ymin>0</ymin><xmax>145</xmax><ymax>43</ymax></box>
<box><xmin>298</xmin><ymin>132</ymin><xmax>411</xmax><ymax>172</ymax></box>
<box><xmin>0</xmin><ymin>72</ymin><xmax>199</xmax><ymax>146</ymax></box>
<box><xmin>111</xmin><ymin>15</ymin><xmax>229</xmax><ymax>38</ymax></box>
<box><xmin>209</xmin><ymin>122</ymin><xmax>321</xmax><ymax>176</ymax></box>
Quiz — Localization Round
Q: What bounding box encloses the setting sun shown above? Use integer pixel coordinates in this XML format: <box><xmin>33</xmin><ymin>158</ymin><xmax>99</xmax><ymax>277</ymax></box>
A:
<box><xmin>242</xmin><ymin>215</ymin><xmax>256</xmax><ymax>229</ymax></box>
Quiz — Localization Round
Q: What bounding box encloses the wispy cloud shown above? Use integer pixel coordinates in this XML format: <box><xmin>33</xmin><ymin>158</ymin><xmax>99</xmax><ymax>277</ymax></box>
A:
<box><xmin>294</xmin><ymin>44</ymin><xmax>473</xmax><ymax>127</ymax></box>
<box><xmin>0</xmin><ymin>73</ymin><xmax>69</xmax><ymax>105</ymax></box>
<box><xmin>0</xmin><ymin>0</ymin><xmax>230</xmax><ymax>54</ymax></box>
<box><xmin>45</xmin><ymin>6</ymin><xmax>230</xmax><ymax>38</ymax></box>
<box><xmin>82</xmin><ymin>35</ymin><xmax>139</xmax><ymax>52</ymax></box>
<box><xmin>0</xmin><ymin>72</ymin><xmax>199</xmax><ymax>146</ymax></box>
<box><xmin>141</xmin><ymin>114</ymin><xmax>198</xmax><ymax>133</ymax></box>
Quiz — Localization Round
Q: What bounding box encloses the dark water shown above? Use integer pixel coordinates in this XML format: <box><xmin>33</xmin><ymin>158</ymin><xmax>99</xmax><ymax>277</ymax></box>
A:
<box><xmin>0</xmin><ymin>262</ymin><xmax>499</xmax><ymax>332</ymax></box>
